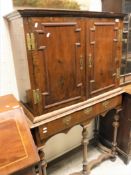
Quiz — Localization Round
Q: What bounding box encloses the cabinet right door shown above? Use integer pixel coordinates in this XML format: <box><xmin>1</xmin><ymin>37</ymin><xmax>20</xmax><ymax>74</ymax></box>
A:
<box><xmin>86</xmin><ymin>19</ymin><xmax>122</xmax><ymax>97</ymax></box>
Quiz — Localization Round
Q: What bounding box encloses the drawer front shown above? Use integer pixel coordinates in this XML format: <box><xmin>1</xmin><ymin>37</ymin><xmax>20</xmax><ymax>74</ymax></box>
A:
<box><xmin>99</xmin><ymin>95</ymin><xmax>122</xmax><ymax>114</ymax></box>
<box><xmin>38</xmin><ymin>111</ymin><xmax>92</xmax><ymax>140</ymax></box>
<box><xmin>38</xmin><ymin>95</ymin><xmax>122</xmax><ymax>140</ymax></box>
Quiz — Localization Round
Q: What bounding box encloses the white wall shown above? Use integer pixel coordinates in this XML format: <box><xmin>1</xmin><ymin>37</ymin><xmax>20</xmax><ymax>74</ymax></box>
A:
<box><xmin>0</xmin><ymin>0</ymin><xmax>101</xmax><ymax>162</ymax></box>
<box><xmin>76</xmin><ymin>0</ymin><xmax>102</xmax><ymax>11</ymax></box>
<box><xmin>0</xmin><ymin>0</ymin><xmax>18</xmax><ymax>98</ymax></box>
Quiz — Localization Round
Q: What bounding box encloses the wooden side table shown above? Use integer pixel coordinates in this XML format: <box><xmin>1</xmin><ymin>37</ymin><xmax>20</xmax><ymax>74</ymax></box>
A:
<box><xmin>0</xmin><ymin>95</ymin><xmax>41</xmax><ymax>175</ymax></box>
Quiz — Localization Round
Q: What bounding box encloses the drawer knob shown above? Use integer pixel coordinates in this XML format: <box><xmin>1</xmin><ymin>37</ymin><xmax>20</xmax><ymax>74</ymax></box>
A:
<box><xmin>63</xmin><ymin>115</ymin><xmax>71</xmax><ymax>126</ymax></box>
<box><xmin>84</xmin><ymin>107</ymin><xmax>92</xmax><ymax>115</ymax></box>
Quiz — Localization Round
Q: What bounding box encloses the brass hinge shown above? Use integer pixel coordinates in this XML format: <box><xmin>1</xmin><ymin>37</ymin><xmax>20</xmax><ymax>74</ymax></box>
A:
<box><xmin>33</xmin><ymin>89</ymin><xmax>41</xmax><ymax>104</ymax></box>
<box><xmin>26</xmin><ymin>33</ymin><xmax>36</xmax><ymax>50</ymax></box>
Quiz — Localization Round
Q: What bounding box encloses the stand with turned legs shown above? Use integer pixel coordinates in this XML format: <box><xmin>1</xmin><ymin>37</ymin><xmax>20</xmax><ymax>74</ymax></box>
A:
<box><xmin>23</xmin><ymin>89</ymin><xmax>123</xmax><ymax>175</ymax></box>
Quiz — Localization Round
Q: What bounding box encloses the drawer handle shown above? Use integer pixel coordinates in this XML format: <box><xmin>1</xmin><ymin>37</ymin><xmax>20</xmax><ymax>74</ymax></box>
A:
<box><xmin>84</xmin><ymin>107</ymin><xmax>92</xmax><ymax>115</ymax></box>
<box><xmin>63</xmin><ymin>115</ymin><xmax>71</xmax><ymax>126</ymax></box>
<box><xmin>102</xmin><ymin>100</ymin><xmax>110</xmax><ymax>109</ymax></box>
<box><xmin>42</xmin><ymin>127</ymin><xmax>47</xmax><ymax>134</ymax></box>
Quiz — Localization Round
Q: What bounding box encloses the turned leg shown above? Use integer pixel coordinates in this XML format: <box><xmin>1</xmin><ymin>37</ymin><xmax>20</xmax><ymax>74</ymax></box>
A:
<box><xmin>82</xmin><ymin>125</ymin><xmax>89</xmax><ymax>175</ymax></box>
<box><xmin>34</xmin><ymin>164</ymin><xmax>42</xmax><ymax>175</ymax></box>
<box><xmin>111</xmin><ymin>109</ymin><xmax>121</xmax><ymax>161</ymax></box>
<box><xmin>94</xmin><ymin>117</ymin><xmax>99</xmax><ymax>146</ymax></box>
<box><xmin>39</xmin><ymin>149</ymin><xmax>47</xmax><ymax>175</ymax></box>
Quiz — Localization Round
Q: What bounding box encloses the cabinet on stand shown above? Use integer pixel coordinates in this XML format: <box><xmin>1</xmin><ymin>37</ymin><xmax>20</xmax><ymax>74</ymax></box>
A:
<box><xmin>6</xmin><ymin>9</ymin><xmax>125</xmax><ymax>174</ymax></box>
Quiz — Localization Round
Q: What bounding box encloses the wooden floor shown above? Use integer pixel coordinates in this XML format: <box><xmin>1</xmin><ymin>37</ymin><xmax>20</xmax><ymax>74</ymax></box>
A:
<box><xmin>47</xmin><ymin>145</ymin><xmax>131</xmax><ymax>175</ymax></box>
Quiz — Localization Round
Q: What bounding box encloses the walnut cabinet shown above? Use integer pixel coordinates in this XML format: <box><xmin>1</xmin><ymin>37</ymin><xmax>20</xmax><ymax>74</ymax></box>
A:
<box><xmin>6</xmin><ymin>9</ymin><xmax>124</xmax><ymax>119</ymax></box>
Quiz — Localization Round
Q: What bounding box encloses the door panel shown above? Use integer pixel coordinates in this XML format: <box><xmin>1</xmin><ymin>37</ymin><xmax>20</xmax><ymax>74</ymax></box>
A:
<box><xmin>87</xmin><ymin>20</ymin><xmax>119</xmax><ymax>96</ymax></box>
<box><xmin>29</xmin><ymin>18</ymin><xmax>85</xmax><ymax>113</ymax></box>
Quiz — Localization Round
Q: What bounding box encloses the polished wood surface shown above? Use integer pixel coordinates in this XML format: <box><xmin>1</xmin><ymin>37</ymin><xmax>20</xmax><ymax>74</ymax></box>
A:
<box><xmin>0</xmin><ymin>95</ymin><xmax>40</xmax><ymax>175</ymax></box>
<box><xmin>6</xmin><ymin>9</ymin><xmax>124</xmax><ymax>117</ymax></box>
<box><xmin>0</xmin><ymin>94</ymin><xmax>20</xmax><ymax>112</ymax></box>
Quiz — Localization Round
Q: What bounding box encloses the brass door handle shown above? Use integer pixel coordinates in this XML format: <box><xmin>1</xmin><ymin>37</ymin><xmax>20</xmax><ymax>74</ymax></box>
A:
<box><xmin>80</xmin><ymin>55</ymin><xmax>84</xmax><ymax>70</ymax></box>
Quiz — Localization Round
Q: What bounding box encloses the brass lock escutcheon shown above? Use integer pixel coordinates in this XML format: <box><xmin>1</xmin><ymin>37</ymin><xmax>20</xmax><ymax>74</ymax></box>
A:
<box><xmin>63</xmin><ymin>115</ymin><xmax>72</xmax><ymax>126</ymax></box>
<box><xmin>84</xmin><ymin>107</ymin><xmax>93</xmax><ymax>115</ymax></box>
<box><xmin>89</xmin><ymin>54</ymin><xmax>93</xmax><ymax>68</ymax></box>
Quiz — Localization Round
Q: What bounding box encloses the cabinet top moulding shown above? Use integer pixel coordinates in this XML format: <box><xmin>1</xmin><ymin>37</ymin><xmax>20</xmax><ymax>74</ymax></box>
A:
<box><xmin>5</xmin><ymin>9</ymin><xmax>125</xmax><ymax>20</ymax></box>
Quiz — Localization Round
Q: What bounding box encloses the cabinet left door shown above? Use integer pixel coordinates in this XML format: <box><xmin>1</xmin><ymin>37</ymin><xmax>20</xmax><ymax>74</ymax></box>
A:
<box><xmin>26</xmin><ymin>17</ymin><xmax>85</xmax><ymax>115</ymax></box>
